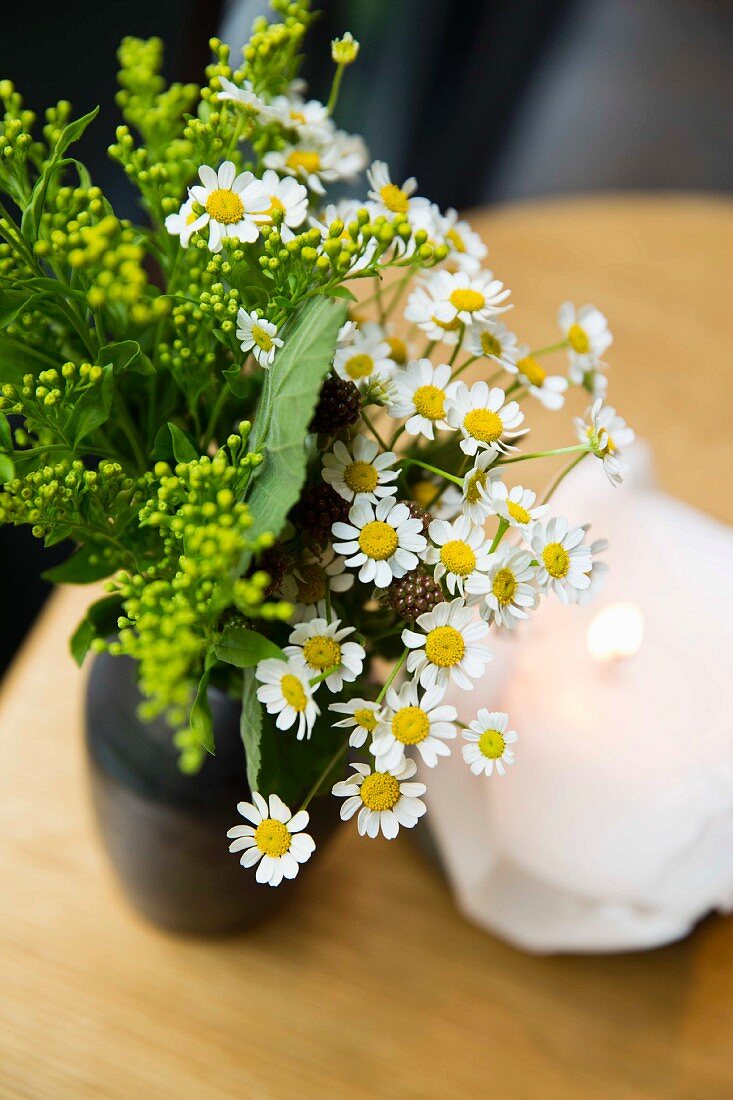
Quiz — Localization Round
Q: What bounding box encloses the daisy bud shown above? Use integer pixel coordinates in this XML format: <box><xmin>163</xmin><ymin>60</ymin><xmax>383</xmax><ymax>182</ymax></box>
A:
<box><xmin>331</xmin><ymin>32</ymin><xmax>360</xmax><ymax>65</ymax></box>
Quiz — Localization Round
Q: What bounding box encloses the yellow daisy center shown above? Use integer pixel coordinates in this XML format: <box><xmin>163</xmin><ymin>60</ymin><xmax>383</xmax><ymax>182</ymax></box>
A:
<box><xmin>587</xmin><ymin>426</ymin><xmax>615</xmax><ymax>455</ymax></box>
<box><xmin>302</xmin><ymin>635</ymin><xmax>342</xmax><ymax>672</ymax></box>
<box><xmin>294</xmin><ymin>564</ymin><xmax>326</xmax><ymax>605</ymax></box>
<box><xmin>478</xmin><ymin>729</ymin><xmax>506</xmax><ymax>760</ymax></box>
<box><xmin>386</xmin><ymin>336</ymin><xmax>408</xmax><ymax>365</ymax></box>
<box><xmin>412</xmin><ymin>479</ymin><xmax>439</xmax><ymax>510</ymax></box>
<box><xmin>353</xmin><ymin>707</ymin><xmax>378</xmax><ymax>733</ymax></box>
<box><xmin>507</xmin><ymin>500</ymin><xmax>531</xmax><ymax>525</ymax></box>
<box><xmin>344</xmin><ymin>460</ymin><xmax>379</xmax><ymax>494</ymax></box>
<box><xmin>450</xmin><ymin>288</ymin><xmax>485</xmax><ymax>313</ymax></box>
<box><xmin>392</xmin><ymin>706</ymin><xmax>430</xmax><ymax>745</ymax></box>
<box><xmin>252</xmin><ymin>324</ymin><xmax>274</xmax><ymax>352</ymax></box>
<box><xmin>413</xmin><ymin>384</ymin><xmax>446</xmax><ymax>421</ymax></box>
<box><xmin>360</xmin><ymin>772</ymin><xmax>401</xmax><ymax>812</ymax></box>
<box><xmin>432</xmin><ymin>314</ymin><xmax>462</xmax><ymax>333</ymax></box>
<box><xmin>446</xmin><ymin>227</ymin><xmax>465</xmax><ymax>253</ymax></box>
<box><xmin>254</xmin><ymin>817</ymin><xmax>291</xmax><ymax>857</ymax></box>
<box><xmin>465</xmin><ymin>470</ymin><xmax>488</xmax><ymax>504</ymax></box>
<box><xmin>205</xmin><ymin>188</ymin><xmax>244</xmax><ymax>225</ymax></box>
<box><xmin>517</xmin><ymin>355</ymin><xmax>546</xmax><ymax>387</ymax></box>
<box><xmin>289</xmin><ymin>109</ymin><xmax>306</xmax><ymax>124</ymax></box>
<box><xmin>568</xmin><ymin>323</ymin><xmax>590</xmax><ymax>354</ymax></box>
<box><xmin>344</xmin><ymin>353</ymin><xmax>374</xmax><ymax>380</ymax></box>
<box><xmin>286</xmin><ymin>150</ymin><xmax>321</xmax><ymax>175</ymax></box>
<box><xmin>463</xmin><ymin>408</ymin><xmax>503</xmax><ymax>444</ymax></box>
<box><xmin>440</xmin><ymin>539</ymin><xmax>476</xmax><ymax>577</ymax></box>
<box><xmin>281</xmin><ymin>673</ymin><xmax>308</xmax><ymax>711</ymax></box>
<box><xmin>358</xmin><ymin>520</ymin><xmax>399</xmax><ymax>561</ymax></box>
<box><xmin>491</xmin><ymin>567</ymin><xmax>517</xmax><ymax>605</ymax></box>
<box><xmin>379</xmin><ymin>183</ymin><xmax>409</xmax><ymax>213</ymax></box>
<box><xmin>542</xmin><ymin>542</ymin><xmax>570</xmax><ymax>579</ymax></box>
<box><xmin>480</xmin><ymin>331</ymin><xmax>502</xmax><ymax>357</ymax></box>
<box><xmin>424</xmin><ymin>625</ymin><xmax>465</xmax><ymax>668</ymax></box>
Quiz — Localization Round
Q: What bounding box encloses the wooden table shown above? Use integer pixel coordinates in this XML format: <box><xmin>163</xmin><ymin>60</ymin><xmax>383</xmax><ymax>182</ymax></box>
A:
<box><xmin>2</xmin><ymin>196</ymin><xmax>732</xmax><ymax>1099</ymax></box>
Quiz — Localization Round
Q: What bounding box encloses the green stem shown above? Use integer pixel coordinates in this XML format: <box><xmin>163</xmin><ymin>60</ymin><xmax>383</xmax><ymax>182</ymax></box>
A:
<box><xmin>360</xmin><ymin>408</ymin><xmax>391</xmax><ymax>452</ymax></box>
<box><xmin>299</xmin><ymin>742</ymin><xmax>349</xmax><ymax>812</ymax></box>
<box><xmin>377</xmin><ymin>646</ymin><xmax>408</xmax><ymax>703</ymax></box>
<box><xmin>114</xmin><ymin>395</ymin><xmax>147</xmax><ymax>473</ymax></box>
<box><xmin>400</xmin><ymin>456</ymin><xmax>463</xmax><ymax>486</ymax></box>
<box><xmin>531</xmin><ymin>340</ymin><xmax>568</xmax><ymax>358</ymax></box>
<box><xmin>450</xmin><ymin>354</ymin><xmax>478</xmax><ymax>381</ymax></box>
<box><xmin>389</xmin><ymin>423</ymin><xmax>406</xmax><ymax>450</ymax></box>
<box><xmin>497</xmin><ymin>444</ymin><xmax>588</xmax><ymax>467</ymax></box>
<box><xmin>448</xmin><ymin>326</ymin><xmax>465</xmax><ymax>366</ymax></box>
<box><xmin>488</xmin><ymin>518</ymin><xmax>509</xmax><ymax>553</ymax></box>
<box><xmin>326</xmin><ymin>64</ymin><xmax>345</xmax><ymax>115</ymax></box>
<box><xmin>541</xmin><ymin>451</ymin><xmax>589</xmax><ymax>505</ymax></box>
<box><xmin>202</xmin><ymin>384</ymin><xmax>230</xmax><ymax>449</ymax></box>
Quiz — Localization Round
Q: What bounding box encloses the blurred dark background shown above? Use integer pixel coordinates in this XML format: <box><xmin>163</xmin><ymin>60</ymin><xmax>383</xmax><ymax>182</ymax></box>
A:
<box><xmin>1</xmin><ymin>0</ymin><xmax>731</xmax><ymax>672</ymax></box>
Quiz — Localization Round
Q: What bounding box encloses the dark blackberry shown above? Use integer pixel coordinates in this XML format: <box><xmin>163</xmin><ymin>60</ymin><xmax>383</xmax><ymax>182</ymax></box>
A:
<box><xmin>309</xmin><ymin>375</ymin><xmax>361</xmax><ymax>435</ymax></box>
<box><xmin>256</xmin><ymin>542</ymin><xmax>290</xmax><ymax>596</ymax></box>
<box><xmin>385</xmin><ymin>566</ymin><xmax>444</xmax><ymax>623</ymax></box>
<box><xmin>292</xmin><ymin>482</ymin><xmax>350</xmax><ymax>547</ymax></box>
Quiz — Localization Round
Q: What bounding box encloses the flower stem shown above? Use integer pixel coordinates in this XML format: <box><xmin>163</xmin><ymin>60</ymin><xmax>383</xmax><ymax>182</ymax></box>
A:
<box><xmin>400</xmin><ymin>456</ymin><xmax>463</xmax><ymax>486</ymax></box>
<box><xmin>300</xmin><ymin>742</ymin><xmax>349</xmax><ymax>811</ymax></box>
<box><xmin>360</xmin><ymin>408</ymin><xmax>391</xmax><ymax>452</ymax></box>
<box><xmin>326</xmin><ymin>64</ymin><xmax>345</xmax><ymax>115</ymax></box>
<box><xmin>496</xmin><ymin>444</ymin><xmax>588</xmax><ymax>467</ymax></box>
<box><xmin>489</xmin><ymin>517</ymin><xmax>509</xmax><ymax>553</ymax></box>
<box><xmin>541</xmin><ymin>451</ymin><xmax>589</xmax><ymax>505</ymax></box>
<box><xmin>531</xmin><ymin>340</ymin><xmax>568</xmax><ymax>358</ymax></box>
<box><xmin>377</xmin><ymin>646</ymin><xmax>408</xmax><ymax>703</ymax></box>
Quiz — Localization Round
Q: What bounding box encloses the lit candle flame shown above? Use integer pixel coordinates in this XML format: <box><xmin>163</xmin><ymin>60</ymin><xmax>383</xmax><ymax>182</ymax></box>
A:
<box><xmin>586</xmin><ymin>602</ymin><xmax>644</xmax><ymax>662</ymax></box>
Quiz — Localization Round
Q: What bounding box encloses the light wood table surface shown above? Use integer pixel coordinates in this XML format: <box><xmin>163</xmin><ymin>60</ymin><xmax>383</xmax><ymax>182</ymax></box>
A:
<box><xmin>1</xmin><ymin>195</ymin><xmax>732</xmax><ymax>1100</ymax></box>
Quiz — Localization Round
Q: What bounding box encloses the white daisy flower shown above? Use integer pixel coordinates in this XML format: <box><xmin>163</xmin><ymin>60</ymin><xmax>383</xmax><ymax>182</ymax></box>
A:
<box><xmin>460</xmin><ymin>450</ymin><xmax>501</xmax><ymax>525</ymax></box>
<box><xmin>514</xmin><ymin>348</ymin><xmax>568</xmax><ymax>410</ymax></box>
<box><xmin>462</xmin><ymin>711</ymin><xmax>517</xmax><ymax>777</ymax></box>
<box><xmin>332</xmin><ymin>758</ymin><xmax>427</xmax><ymax>839</ymax></box>
<box><xmin>329</xmin><ymin>698</ymin><xmax>382</xmax><ymax>748</ymax></box>
<box><xmin>268</xmin><ymin>94</ymin><xmax>333</xmax><ymax>141</ymax></box>
<box><xmin>413</xmin><ymin>269</ymin><xmax>511</xmax><ymax>329</ymax></box>
<box><xmin>567</xmin><ymin>529</ymin><xmax>609</xmax><ymax>607</ymax></box>
<box><xmin>403</xmin><ymin>597</ymin><xmax>492</xmax><ymax>692</ymax></box>
<box><xmin>333</xmin><ymin>321</ymin><xmax>395</xmax><ymax>388</ymax></box>
<box><xmin>465</xmin><ymin>320</ymin><xmax>520</xmax><ymax>373</ymax></box>
<box><xmin>425</xmin><ymin>514</ymin><xmax>492</xmax><ymax>596</ymax></box>
<box><xmin>164</xmin><ymin>196</ymin><xmax>201</xmax><ymax>248</ymax></box>
<box><xmin>258</xmin><ymin>169</ymin><xmax>308</xmax><ymax>242</ymax></box>
<box><xmin>215</xmin><ymin>77</ymin><xmax>270</xmax><ymax>121</ymax></box>
<box><xmin>480</xmin><ymin>480</ymin><xmax>547</xmax><ymax>533</ymax></box>
<box><xmin>465</xmin><ymin>546</ymin><xmax>538</xmax><ymax>629</ymax></box>
<box><xmin>404</xmin><ymin>284</ymin><xmax>464</xmax><ymax>345</ymax></box>
<box><xmin>437</xmin><ymin>207</ymin><xmax>487</xmax><ymax>274</ymax></box>
<box><xmin>187</xmin><ymin>161</ymin><xmax>269</xmax><ymax>252</ymax></box>
<box><xmin>265</xmin><ymin>131</ymin><xmax>367</xmax><ymax>194</ymax></box>
<box><xmin>445</xmin><ymin>380</ymin><xmax>525</xmax><ymax>456</ymax></box>
<box><xmin>332</xmin><ymin>496</ymin><xmax>427</xmax><ymax>589</ymax></box>
<box><xmin>575</xmin><ymin>399</ymin><xmax>635</xmax><ymax>486</ymax></box>
<box><xmin>558</xmin><ymin>301</ymin><xmax>612</xmax><ymax>370</ymax></box>
<box><xmin>530</xmin><ymin>517</ymin><xmax>594</xmax><ymax>604</ymax></box>
<box><xmin>322</xmin><ymin>435</ymin><xmax>398</xmax><ymax>504</ymax></box>
<box><xmin>255</xmin><ymin>657</ymin><xmax>319</xmax><ymax>740</ymax></box>
<box><xmin>366</xmin><ymin>160</ymin><xmax>429</xmax><ymax>219</ymax></box>
<box><xmin>236</xmin><ymin>309</ymin><xmax>283</xmax><ymax>368</ymax></box>
<box><xmin>227</xmin><ymin>792</ymin><xmax>315</xmax><ymax>886</ymax></box>
<box><xmin>279</xmin><ymin>549</ymin><xmax>354</xmax><ymax>622</ymax></box>
<box><xmin>284</xmin><ymin>616</ymin><xmax>365</xmax><ymax>694</ymax></box>
<box><xmin>387</xmin><ymin>359</ymin><xmax>455</xmax><ymax>440</ymax></box>
<box><xmin>371</xmin><ymin>680</ymin><xmax>457</xmax><ymax>770</ymax></box>
<box><xmin>336</xmin><ymin>319</ymin><xmax>358</xmax><ymax>348</ymax></box>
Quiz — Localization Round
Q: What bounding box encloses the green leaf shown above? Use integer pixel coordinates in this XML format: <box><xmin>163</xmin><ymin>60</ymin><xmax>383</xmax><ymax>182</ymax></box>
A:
<box><xmin>167</xmin><ymin>421</ymin><xmax>199</xmax><ymax>463</ymax></box>
<box><xmin>189</xmin><ymin>658</ymin><xmax>216</xmax><ymax>756</ymax></box>
<box><xmin>0</xmin><ymin>453</ymin><xmax>14</xmax><ymax>483</ymax></box>
<box><xmin>222</xmin><ymin>363</ymin><xmax>250</xmax><ymax>399</ymax></box>
<box><xmin>0</xmin><ymin>288</ymin><xmax>39</xmax><ymax>328</ymax></box>
<box><xmin>69</xmin><ymin>594</ymin><xmax>123</xmax><ymax>667</ymax></box>
<box><xmin>98</xmin><ymin>340</ymin><xmax>154</xmax><ymax>376</ymax></box>
<box><xmin>0</xmin><ymin>337</ymin><xmax>56</xmax><ymax>382</ymax></box>
<box><xmin>240</xmin><ymin>668</ymin><xmax>263</xmax><ymax>794</ymax></box>
<box><xmin>53</xmin><ymin>106</ymin><xmax>100</xmax><ymax>159</ymax></box>
<box><xmin>328</xmin><ymin>284</ymin><xmax>357</xmax><ymax>302</ymax></box>
<box><xmin>65</xmin><ymin>364</ymin><xmax>114</xmax><ymax>446</ymax></box>
<box><xmin>244</xmin><ymin>296</ymin><xmax>345</xmax><ymax>551</ymax></box>
<box><xmin>43</xmin><ymin>543</ymin><xmax>114</xmax><ymax>584</ymax></box>
<box><xmin>0</xmin><ymin>411</ymin><xmax>12</xmax><ymax>451</ymax></box>
<box><xmin>215</xmin><ymin>624</ymin><xmax>285</xmax><ymax>669</ymax></box>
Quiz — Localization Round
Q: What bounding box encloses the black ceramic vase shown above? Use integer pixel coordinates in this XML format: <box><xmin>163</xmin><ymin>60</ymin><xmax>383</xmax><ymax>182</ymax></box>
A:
<box><xmin>85</xmin><ymin>651</ymin><xmax>338</xmax><ymax>935</ymax></box>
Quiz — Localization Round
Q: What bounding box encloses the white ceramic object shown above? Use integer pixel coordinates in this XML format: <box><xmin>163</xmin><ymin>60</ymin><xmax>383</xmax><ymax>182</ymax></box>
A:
<box><xmin>420</xmin><ymin>444</ymin><xmax>733</xmax><ymax>953</ymax></box>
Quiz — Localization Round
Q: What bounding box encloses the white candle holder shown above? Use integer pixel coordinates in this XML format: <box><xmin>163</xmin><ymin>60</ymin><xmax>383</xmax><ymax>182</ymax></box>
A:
<box><xmin>419</xmin><ymin>443</ymin><xmax>733</xmax><ymax>953</ymax></box>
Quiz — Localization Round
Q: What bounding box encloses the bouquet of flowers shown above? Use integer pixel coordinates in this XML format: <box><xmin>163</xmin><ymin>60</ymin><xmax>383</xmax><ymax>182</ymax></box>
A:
<box><xmin>0</xmin><ymin>1</ymin><xmax>632</xmax><ymax>887</ymax></box>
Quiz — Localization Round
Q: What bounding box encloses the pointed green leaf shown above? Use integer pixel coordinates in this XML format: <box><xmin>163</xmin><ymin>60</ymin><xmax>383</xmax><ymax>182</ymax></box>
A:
<box><xmin>167</xmin><ymin>422</ymin><xmax>199</xmax><ymax>463</ymax></box>
<box><xmin>43</xmin><ymin>543</ymin><xmax>114</xmax><ymax>584</ymax></box>
<box><xmin>66</xmin><ymin>365</ymin><xmax>114</xmax><ymax>446</ymax></box>
<box><xmin>69</xmin><ymin>594</ymin><xmax>123</xmax><ymax>667</ymax></box>
<box><xmin>189</xmin><ymin>658</ymin><xmax>216</xmax><ymax>756</ymax></box>
<box><xmin>215</xmin><ymin>624</ymin><xmax>285</xmax><ymax>669</ymax></box>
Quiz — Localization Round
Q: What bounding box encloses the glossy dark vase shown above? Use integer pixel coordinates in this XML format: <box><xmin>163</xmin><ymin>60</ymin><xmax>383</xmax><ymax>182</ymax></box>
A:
<box><xmin>85</xmin><ymin>652</ymin><xmax>338</xmax><ymax>935</ymax></box>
